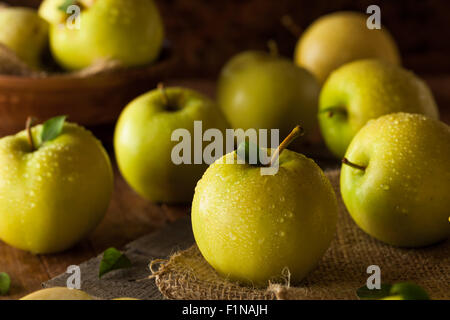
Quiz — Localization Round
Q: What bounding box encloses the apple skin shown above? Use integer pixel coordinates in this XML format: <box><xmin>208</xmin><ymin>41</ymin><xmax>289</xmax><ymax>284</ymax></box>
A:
<box><xmin>114</xmin><ymin>87</ymin><xmax>228</xmax><ymax>203</ymax></box>
<box><xmin>0</xmin><ymin>123</ymin><xmax>113</xmax><ymax>254</ymax></box>
<box><xmin>217</xmin><ymin>51</ymin><xmax>320</xmax><ymax>149</ymax></box>
<box><xmin>192</xmin><ymin>149</ymin><xmax>338</xmax><ymax>286</ymax></box>
<box><xmin>45</xmin><ymin>0</ymin><xmax>164</xmax><ymax>70</ymax></box>
<box><xmin>38</xmin><ymin>0</ymin><xmax>67</xmax><ymax>25</ymax></box>
<box><xmin>21</xmin><ymin>287</ymin><xmax>94</xmax><ymax>300</ymax></box>
<box><xmin>0</xmin><ymin>7</ymin><xmax>48</xmax><ymax>69</ymax></box>
<box><xmin>319</xmin><ymin>59</ymin><xmax>439</xmax><ymax>158</ymax></box>
<box><xmin>341</xmin><ymin>113</ymin><xmax>450</xmax><ymax>247</ymax></box>
<box><xmin>294</xmin><ymin>11</ymin><xmax>400</xmax><ymax>84</ymax></box>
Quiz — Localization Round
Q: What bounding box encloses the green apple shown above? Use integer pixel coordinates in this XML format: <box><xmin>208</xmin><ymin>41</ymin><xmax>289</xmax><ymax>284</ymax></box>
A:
<box><xmin>341</xmin><ymin>113</ymin><xmax>450</xmax><ymax>247</ymax></box>
<box><xmin>191</xmin><ymin>130</ymin><xmax>338</xmax><ymax>286</ymax></box>
<box><xmin>319</xmin><ymin>59</ymin><xmax>439</xmax><ymax>158</ymax></box>
<box><xmin>38</xmin><ymin>0</ymin><xmax>68</xmax><ymax>24</ymax></box>
<box><xmin>21</xmin><ymin>287</ymin><xmax>94</xmax><ymax>300</ymax></box>
<box><xmin>0</xmin><ymin>7</ymin><xmax>48</xmax><ymax>69</ymax></box>
<box><xmin>41</xmin><ymin>0</ymin><xmax>164</xmax><ymax>70</ymax></box>
<box><xmin>217</xmin><ymin>50</ymin><xmax>320</xmax><ymax>149</ymax></box>
<box><xmin>114</xmin><ymin>86</ymin><xmax>228</xmax><ymax>203</ymax></box>
<box><xmin>0</xmin><ymin>117</ymin><xmax>113</xmax><ymax>254</ymax></box>
<box><xmin>294</xmin><ymin>11</ymin><xmax>400</xmax><ymax>84</ymax></box>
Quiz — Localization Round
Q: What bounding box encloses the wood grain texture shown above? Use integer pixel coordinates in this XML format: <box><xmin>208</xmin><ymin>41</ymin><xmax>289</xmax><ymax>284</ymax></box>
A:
<box><xmin>43</xmin><ymin>217</ymin><xmax>194</xmax><ymax>300</ymax></box>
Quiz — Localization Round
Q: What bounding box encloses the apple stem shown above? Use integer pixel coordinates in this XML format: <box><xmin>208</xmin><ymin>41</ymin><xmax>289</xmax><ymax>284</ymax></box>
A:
<box><xmin>319</xmin><ymin>106</ymin><xmax>347</xmax><ymax>118</ymax></box>
<box><xmin>342</xmin><ymin>158</ymin><xmax>366</xmax><ymax>171</ymax></box>
<box><xmin>269</xmin><ymin>125</ymin><xmax>304</xmax><ymax>167</ymax></box>
<box><xmin>157</xmin><ymin>82</ymin><xmax>169</xmax><ymax>106</ymax></box>
<box><xmin>267</xmin><ymin>40</ymin><xmax>279</xmax><ymax>57</ymax></box>
<box><xmin>281</xmin><ymin>15</ymin><xmax>302</xmax><ymax>37</ymax></box>
<box><xmin>26</xmin><ymin>116</ymin><xmax>36</xmax><ymax>152</ymax></box>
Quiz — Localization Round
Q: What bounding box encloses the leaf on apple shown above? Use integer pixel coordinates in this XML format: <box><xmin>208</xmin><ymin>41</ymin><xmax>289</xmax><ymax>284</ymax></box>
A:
<box><xmin>41</xmin><ymin>115</ymin><xmax>67</xmax><ymax>144</ymax></box>
<box><xmin>236</xmin><ymin>140</ymin><xmax>263</xmax><ymax>166</ymax></box>
<box><xmin>0</xmin><ymin>272</ymin><xmax>11</xmax><ymax>296</ymax></box>
<box><xmin>99</xmin><ymin>248</ymin><xmax>132</xmax><ymax>278</ymax></box>
<box><xmin>58</xmin><ymin>0</ymin><xmax>78</xmax><ymax>12</ymax></box>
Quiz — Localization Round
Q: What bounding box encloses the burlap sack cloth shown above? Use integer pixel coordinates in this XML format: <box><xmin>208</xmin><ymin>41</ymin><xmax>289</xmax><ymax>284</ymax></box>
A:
<box><xmin>150</xmin><ymin>169</ymin><xmax>449</xmax><ymax>300</ymax></box>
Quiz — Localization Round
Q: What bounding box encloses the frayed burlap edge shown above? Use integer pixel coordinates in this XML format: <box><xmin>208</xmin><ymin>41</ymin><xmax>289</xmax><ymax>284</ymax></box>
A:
<box><xmin>149</xmin><ymin>169</ymin><xmax>449</xmax><ymax>300</ymax></box>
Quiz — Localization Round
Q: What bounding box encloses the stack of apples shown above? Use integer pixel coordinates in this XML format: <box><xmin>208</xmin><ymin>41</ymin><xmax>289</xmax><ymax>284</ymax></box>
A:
<box><xmin>0</xmin><ymin>0</ymin><xmax>164</xmax><ymax>72</ymax></box>
<box><xmin>0</xmin><ymin>5</ymin><xmax>448</xmax><ymax>297</ymax></box>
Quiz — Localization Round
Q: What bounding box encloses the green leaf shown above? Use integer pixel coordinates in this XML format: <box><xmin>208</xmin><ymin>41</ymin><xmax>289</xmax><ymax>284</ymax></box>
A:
<box><xmin>58</xmin><ymin>0</ymin><xmax>78</xmax><ymax>12</ymax></box>
<box><xmin>41</xmin><ymin>115</ymin><xmax>67</xmax><ymax>144</ymax></box>
<box><xmin>0</xmin><ymin>272</ymin><xmax>11</xmax><ymax>296</ymax></box>
<box><xmin>99</xmin><ymin>248</ymin><xmax>132</xmax><ymax>278</ymax></box>
<box><xmin>236</xmin><ymin>140</ymin><xmax>262</xmax><ymax>165</ymax></box>
<box><xmin>389</xmin><ymin>282</ymin><xmax>430</xmax><ymax>300</ymax></box>
<box><xmin>356</xmin><ymin>283</ymin><xmax>392</xmax><ymax>300</ymax></box>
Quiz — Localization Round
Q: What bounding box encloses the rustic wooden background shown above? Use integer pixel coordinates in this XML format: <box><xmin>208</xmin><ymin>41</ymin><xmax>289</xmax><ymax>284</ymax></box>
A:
<box><xmin>0</xmin><ymin>0</ymin><xmax>449</xmax><ymax>299</ymax></box>
<box><xmin>6</xmin><ymin>0</ymin><xmax>450</xmax><ymax>76</ymax></box>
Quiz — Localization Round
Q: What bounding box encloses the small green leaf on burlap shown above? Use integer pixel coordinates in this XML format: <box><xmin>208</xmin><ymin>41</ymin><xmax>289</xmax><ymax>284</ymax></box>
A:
<box><xmin>99</xmin><ymin>248</ymin><xmax>132</xmax><ymax>278</ymax></box>
<box><xmin>356</xmin><ymin>283</ymin><xmax>392</xmax><ymax>299</ymax></box>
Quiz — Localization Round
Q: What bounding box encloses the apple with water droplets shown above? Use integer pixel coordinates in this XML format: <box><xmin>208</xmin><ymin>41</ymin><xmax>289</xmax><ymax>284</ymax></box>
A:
<box><xmin>318</xmin><ymin>59</ymin><xmax>439</xmax><ymax>158</ymax></box>
<box><xmin>192</xmin><ymin>127</ymin><xmax>338</xmax><ymax>286</ymax></box>
<box><xmin>0</xmin><ymin>117</ymin><xmax>113</xmax><ymax>254</ymax></box>
<box><xmin>217</xmin><ymin>49</ymin><xmax>320</xmax><ymax>150</ymax></box>
<box><xmin>341</xmin><ymin>113</ymin><xmax>450</xmax><ymax>247</ymax></box>
<box><xmin>114</xmin><ymin>86</ymin><xmax>228</xmax><ymax>203</ymax></box>
<box><xmin>39</xmin><ymin>0</ymin><xmax>164</xmax><ymax>70</ymax></box>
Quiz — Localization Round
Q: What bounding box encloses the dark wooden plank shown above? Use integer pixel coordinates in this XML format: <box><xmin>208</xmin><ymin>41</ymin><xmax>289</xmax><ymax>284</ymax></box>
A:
<box><xmin>0</xmin><ymin>244</ymin><xmax>49</xmax><ymax>300</ymax></box>
<box><xmin>43</xmin><ymin>217</ymin><xmax>194</xmax><ymax>300</ymax></box>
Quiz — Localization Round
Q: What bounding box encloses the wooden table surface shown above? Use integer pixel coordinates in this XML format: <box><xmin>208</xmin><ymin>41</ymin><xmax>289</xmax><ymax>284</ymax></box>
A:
<box><xmin>0</xmin><ymin>78</ymin><xmax>449</xmax><ymax>300</ymax></box>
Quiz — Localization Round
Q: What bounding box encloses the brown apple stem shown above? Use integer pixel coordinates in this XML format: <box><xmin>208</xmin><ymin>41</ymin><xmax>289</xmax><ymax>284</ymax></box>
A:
<box><xmin>157</xmin><ymin>82</ymin><xmax>169</xmax><ymax>106</ymax></box>
<box><xmin>319</xmin><ymin>106</ymin><xmax>347</xmax><ymax>118</ymax></box>
<box><xmin>267</xmin><ymin>40</ymin><xmax>279</xmax><ymax>57</ymax></box>
<box><xmin>269</xmin><ymin>125</ymin><xmax>304</xmax><ymax>167</ymax></box>
<box><xmin>342</xmin><ymin>158</ymin><xmax>366</xmax><ymax>171</ymax></box>
<box><xmin>281</xmin><ymin>15</ymin><xmax>302</xmax><ymax>37</ymax></box>
<box><xmin>26</xmin><ymin>116</ymin><xmax>36</xmax><ymax>152</ymax></box>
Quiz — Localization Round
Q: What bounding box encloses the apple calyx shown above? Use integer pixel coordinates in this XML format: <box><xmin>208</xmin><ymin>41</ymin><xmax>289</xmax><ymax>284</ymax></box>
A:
<box><xmin>319</xmin><ymin>106</ymin><xmax>347</xmax><ymax>118</ymax></box>
<box><xmin>342</xmin><ymin>157</ymin><xmax>366</xmax><ymax>171</ymax></box>
<box><xmin>269</xmin><ymin>125</ymin><xmax>304</xmax><ymax>167</ymax></box>
<box><xmin>281</xmin><ymin>15</ymin><xmax>302</xmax><ymax>38</ymax></box>
<box><xmin>26</xmin><ymin>116</ymin><xmax>36</xmax><ymax>152</ymax></box>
